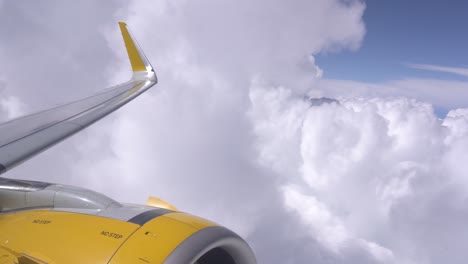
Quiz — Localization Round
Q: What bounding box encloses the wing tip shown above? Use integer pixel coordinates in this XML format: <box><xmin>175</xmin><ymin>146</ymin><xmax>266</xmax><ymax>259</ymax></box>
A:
<box><xmin>118</xmin><ymin>21</ymin><xmax>154</xmax><ymax>74</ymax></box>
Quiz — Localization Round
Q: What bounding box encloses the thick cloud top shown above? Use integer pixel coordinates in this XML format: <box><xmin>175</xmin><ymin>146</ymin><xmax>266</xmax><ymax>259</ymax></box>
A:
<box><xmin>252</xmin><ymin>85</ymin><xmax>468</xmax><ymax>263</ymax></box>
<box><xmin>2</xmin><ymin>1</ymin><xmax>468</xmax><ymax>263</ymax></box>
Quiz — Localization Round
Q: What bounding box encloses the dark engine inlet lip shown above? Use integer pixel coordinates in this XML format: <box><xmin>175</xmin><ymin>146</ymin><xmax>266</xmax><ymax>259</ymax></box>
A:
<box><xmin>163</xmin><ymin>226</ymin><xmax>257</xmax><ymax>264</ymax></box>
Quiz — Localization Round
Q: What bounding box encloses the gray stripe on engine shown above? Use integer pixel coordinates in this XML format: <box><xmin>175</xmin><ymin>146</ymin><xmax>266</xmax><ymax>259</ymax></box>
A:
<box><xmin>127</xmin><ymin>208</ymin><xmax>173</xmax><ymax>225</ymax></box>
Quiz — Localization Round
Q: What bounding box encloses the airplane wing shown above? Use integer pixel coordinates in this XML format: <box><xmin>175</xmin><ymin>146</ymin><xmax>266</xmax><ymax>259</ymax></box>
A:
<box><xmin>0</xmin><ymin>22</ymin><xmax>257</xmax><ymax>264</ymax></box>
<box><xmin>0</xmin><ymin>22</ymin><xmax>157</xmax><ymax>175</ymax></box>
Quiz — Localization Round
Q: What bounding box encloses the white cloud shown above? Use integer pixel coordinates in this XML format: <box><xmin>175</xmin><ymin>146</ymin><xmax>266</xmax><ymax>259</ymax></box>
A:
<box><xmin>283</xmin><ymin>185</ymin><xmax>395</xmax><ymax>263</ymax></box>
<box><xmin>250</xmin><ymin>82</ymin><xmax>468</xmax><ymax>263</ymax></box>
<box><xmin>408</xmin><ymin>63</ymin><xmax>468</xmax><ymax>78</ymax></box>
<box><xmin>0</xmin><ymin>96</ymin><xmax>25</xmax><ymax>120</ymax></box>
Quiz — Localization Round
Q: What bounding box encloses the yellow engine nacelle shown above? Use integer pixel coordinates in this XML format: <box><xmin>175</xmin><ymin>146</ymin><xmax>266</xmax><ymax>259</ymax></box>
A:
<box><xmin>0</xmin><ymin>178</ymin><xmax>256</xmax><ymax>264</ymax></box>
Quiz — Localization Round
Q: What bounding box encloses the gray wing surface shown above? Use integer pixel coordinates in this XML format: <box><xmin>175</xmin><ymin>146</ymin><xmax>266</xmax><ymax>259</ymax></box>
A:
<box><xmin>0</xmin><ymin>22</ymin><xmax>157</xmax><ymax>174</ymax></box>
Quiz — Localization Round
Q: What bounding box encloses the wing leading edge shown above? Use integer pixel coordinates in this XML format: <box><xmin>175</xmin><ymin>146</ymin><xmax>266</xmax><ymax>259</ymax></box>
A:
<box><xmin>0</xmin><ymin>22</ymin><xmax>157</xmax><ymax>175</ymax></box>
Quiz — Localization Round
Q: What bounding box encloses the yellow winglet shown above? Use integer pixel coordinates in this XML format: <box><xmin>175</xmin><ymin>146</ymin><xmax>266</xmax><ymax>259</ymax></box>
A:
<box><xmin>118</xmin><ymin>22</ymin><xmax>151</xmax><ymax>72</ymax></box>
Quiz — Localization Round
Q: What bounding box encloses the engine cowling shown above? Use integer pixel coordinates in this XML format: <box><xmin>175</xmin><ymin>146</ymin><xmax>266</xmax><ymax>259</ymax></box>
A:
<box><xmin>0</xmin><ymin>178</ymin><xmax>256</xmax><ymax>264</ymax></box>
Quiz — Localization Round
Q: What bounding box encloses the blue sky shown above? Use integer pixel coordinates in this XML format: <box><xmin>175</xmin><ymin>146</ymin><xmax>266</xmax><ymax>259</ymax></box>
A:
<box><xmin>317</xmin><ymin>0</ymin><xmax>468</xmax><ymax>82</ymax></box>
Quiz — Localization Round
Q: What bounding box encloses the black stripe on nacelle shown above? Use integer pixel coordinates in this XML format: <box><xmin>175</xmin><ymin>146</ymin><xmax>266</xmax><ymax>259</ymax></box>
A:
<box><xmin>127</xmin><ymin>208</ymin><xmax>173</xmax><ymax>225</ymax></box>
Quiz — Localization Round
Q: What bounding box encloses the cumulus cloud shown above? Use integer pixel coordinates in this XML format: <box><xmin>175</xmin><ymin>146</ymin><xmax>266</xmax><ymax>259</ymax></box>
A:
<box><xmin>3</xmin><ymin>1</ymin><xmax>468</xmax><ymax>264</ymax></box>
<box><xmin>251</xmin><ymin>82</ymin><xmax>468</xmax><ymax>263</ymax></box>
